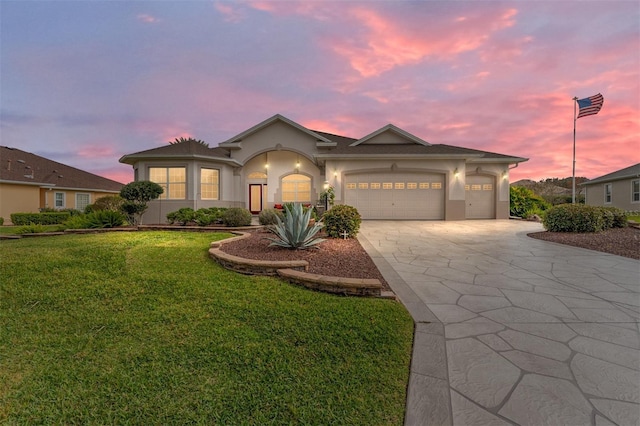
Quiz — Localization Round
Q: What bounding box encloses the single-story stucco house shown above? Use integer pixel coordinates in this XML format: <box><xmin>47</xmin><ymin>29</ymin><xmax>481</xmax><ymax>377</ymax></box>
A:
<box><xmin>119</xmin><ymin>114</ymin><xmax>528</xmax><ymax>223</ymax></box>
<box><xmin>582</xmin><ymin>163</ymin><xmax>640</xmax><ymax>210</ymax></box>
<box><xmin>0</xmin><ymin>146</ymin><xmax>124</xmax><ymax>224</ymax></box>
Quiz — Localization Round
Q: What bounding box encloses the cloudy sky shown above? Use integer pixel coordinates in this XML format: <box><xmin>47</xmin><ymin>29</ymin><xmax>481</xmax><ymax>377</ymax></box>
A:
<box><xmin>2</xmin><ymin>1</ymin><xmax>638</xmax><ymax>184</ymax></box>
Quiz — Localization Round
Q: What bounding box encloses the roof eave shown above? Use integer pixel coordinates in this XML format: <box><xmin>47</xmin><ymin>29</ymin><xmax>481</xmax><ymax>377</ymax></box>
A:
<box><xmin>119</xmin><ymin>153</ymin><xmax>242</xmax><ymax>167</ymax></box>
<box><xmin>315</xmin><ymin>153</ymin><xmax>484</xmax><ymax>160</ymax></box>
<box><xmin>467</xmin><ymin>157</ymin><xmax>529</xmax><ymax>164</ymax></box>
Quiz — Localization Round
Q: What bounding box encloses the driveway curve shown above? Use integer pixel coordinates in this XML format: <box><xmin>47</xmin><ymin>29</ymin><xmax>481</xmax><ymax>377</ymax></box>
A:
<box><xmin>358</xmin><ymin>220</ymin><xmax>639</xmax><ymax>426</ymax></box>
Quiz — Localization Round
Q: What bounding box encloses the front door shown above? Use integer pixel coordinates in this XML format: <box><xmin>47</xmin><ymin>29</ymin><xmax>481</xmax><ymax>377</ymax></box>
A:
<box><xmin>249</xmin><ymin>184</ymin><xmax>265</xmax><ymax>214</ymax></box>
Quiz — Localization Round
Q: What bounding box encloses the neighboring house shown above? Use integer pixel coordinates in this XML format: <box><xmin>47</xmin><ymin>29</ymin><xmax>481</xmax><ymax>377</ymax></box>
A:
<box><xmin>119</xmin><ymin>114</ymin><xmax>527</xmax><ymax>223</ymax></box>
<box><xmin>582</xmin><ymin>163</ymin><xmax>640</xmax><ymax>211</ymax></box>
<box><xmin>0</xmin><ymin>146</ymin><xmax>124</xmax><ymax>224</ymax></box>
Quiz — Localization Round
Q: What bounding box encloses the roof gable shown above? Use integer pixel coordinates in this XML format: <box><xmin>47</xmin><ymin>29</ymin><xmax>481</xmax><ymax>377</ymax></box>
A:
<box><xmin>350</xmin><ymin>124</ymin><xmax>430</xmax><ymax>146</ymax></box>
<box><xmin>219</xmin><ymin>114</ymin><xmax>335</xmax><ymax>148</ymax></box>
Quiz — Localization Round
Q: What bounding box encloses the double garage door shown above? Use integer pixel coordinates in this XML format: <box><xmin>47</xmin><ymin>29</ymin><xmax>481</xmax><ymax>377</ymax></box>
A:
<box><xmin>344</xmin><ymin>172</ymin><xmax>445</xmax><ymax>219</ymax></box>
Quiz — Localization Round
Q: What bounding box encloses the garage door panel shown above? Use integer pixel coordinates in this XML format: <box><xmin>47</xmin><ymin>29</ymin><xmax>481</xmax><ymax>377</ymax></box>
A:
<box><xmin>465</xmin><ymin>175</ymin><xmax>495</xmax><ymax>219</ymax></box>
<box><xmin>345</xmin><ymin>172</ymin><xmax>444</xmax><ymax>220</ymax></box>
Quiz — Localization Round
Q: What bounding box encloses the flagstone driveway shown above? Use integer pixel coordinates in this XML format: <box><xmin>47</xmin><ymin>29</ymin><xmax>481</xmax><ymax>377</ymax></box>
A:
<box><xmin>358</xmin><ymin>220</ymin><xmax>640</xmax><ymax>426</ymax></box>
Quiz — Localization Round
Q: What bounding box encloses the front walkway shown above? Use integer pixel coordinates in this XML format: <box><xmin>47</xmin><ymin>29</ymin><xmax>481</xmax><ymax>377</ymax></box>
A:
<box><xmin>359</xmin><ymin>220</ymin><xmax>640</xmax><ymax>426</ymax></box>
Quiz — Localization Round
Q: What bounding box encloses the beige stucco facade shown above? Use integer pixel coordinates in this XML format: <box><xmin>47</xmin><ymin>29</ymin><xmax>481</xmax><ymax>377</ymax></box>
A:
<box><xmin>585</xmin><ymin>178</ymin><xmax>640</xmax><ymax>211</ymax></box>
<box><xmin>0</xmin><ymin>182</ymin><xmax>119</xmax><ymax>225</ymax></box>
<box><xmin>121</xmin><ymin>114</ymin><xmax>526</xmax><ymax>223</ymax></box>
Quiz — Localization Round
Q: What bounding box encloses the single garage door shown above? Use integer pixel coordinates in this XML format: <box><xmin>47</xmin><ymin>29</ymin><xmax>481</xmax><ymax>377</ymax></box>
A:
<box><xmin>344</xmin><ymin>172</ymin><xmax>445</xmax><ymax>219</ymax></box>
<box><xmin>465</xmin><ymin>174</ymin><xmax>495</xmax><ymax>219</ymax></box>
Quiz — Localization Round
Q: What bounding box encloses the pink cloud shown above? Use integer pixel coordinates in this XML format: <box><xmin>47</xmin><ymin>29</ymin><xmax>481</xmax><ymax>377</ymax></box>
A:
<box><xmin>214</xmin><ymin>2</ymin><xmax>246</xmax><ymax>22</ymax></box>
<box><xmin>77</xmin><ymin>145</ymin><xmax>116</xmax><ymax>159</ymax></box>
<box><xmin>136</xmin><ymin>14</ymin><xmax>160</xmax><ymax>24</ymax></box>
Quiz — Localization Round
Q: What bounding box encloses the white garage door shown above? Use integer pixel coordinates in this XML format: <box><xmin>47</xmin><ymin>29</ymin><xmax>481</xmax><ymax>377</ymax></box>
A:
<box><xmin>344</xmin><ymin>172</ymin><xmax>445</xmax><ymax>219</ymax></box>
<box><xmin>465</xmin><ymin>174</ymin><xmax>495</xmax><ymax>219</ymax></box>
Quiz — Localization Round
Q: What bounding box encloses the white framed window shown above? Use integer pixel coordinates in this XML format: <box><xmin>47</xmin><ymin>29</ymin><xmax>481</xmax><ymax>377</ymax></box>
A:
<box><xmin>419</xmin><ymin>183</ymin><xmax>429</xmax><ymax>189</ymax></box>
<box><xmin>395</xmin><ymin>182</ymin><xmax>405</xmax><ymax>189</ymax></box>
<box><xmin>604</xmin><ymin>183</ymin><xmax>612</xmax><ymax>204</ymax></box>
<box><xmin>281</xmin><ymin>174</ymin><xmax>311</xmax><ymax>202</ymax></box>
<box><xmin>346</xmin><ymin>183</ymin><xmax>356</xmax><ymax>190</ymax></box>
<box><xmin>54</xmin><ymin>192</ymin><xmax>65</xmax><ymax>208</ymax></box>
<box><xmin>358</xmin><ymin>182</ymin><xmax>368</xmax><ymax>189</ymax></box>
<box><xmin>370</xmin><ymin>183</ymin><xmax>381</xmax><ymax>189</ymax></box>
<box><xmin>632</xmin><ymin>179</ymin><xmax>639</xmax><ymax>203</ymax></box>
<box><xmin>432</xmin><ymin>183</ymin><xmax>443</xmax><ymax>190</ymax></box>
<box><xmin>76</xmin><ymin>193</ymin><xmax>90</xmax><ymax>211</ymax></box>
<box><xmin>149</xmin><ymin>167</ymin><xmax>186</xmax><ymax>200</ymax></box>
<box><xmin>407</xmin><ymin>183</ymin><xmax>417</xmax><ymax>189</ymax></box>
<box><xmin>200</xmin><ymin>168</ymin><xmax>219</xmax><ymax>200</ymax></box>
<box><xmin>382</xmin><ymin>183</ymin><xmax>392</xmax><ymax>189</ymax></box>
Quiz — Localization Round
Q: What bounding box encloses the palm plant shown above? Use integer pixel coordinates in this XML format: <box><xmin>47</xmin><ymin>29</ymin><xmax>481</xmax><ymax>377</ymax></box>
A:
<box><xmin>266</xmin><ymin>203</ymin><xmax>325</xmax><ymax>249</ymax></box>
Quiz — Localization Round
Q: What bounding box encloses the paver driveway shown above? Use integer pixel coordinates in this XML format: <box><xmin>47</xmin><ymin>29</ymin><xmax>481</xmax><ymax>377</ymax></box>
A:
<box><xmin>358</xmin><ymin>220</ymin><xmax>640</xmax><ymax>426</ymax></box>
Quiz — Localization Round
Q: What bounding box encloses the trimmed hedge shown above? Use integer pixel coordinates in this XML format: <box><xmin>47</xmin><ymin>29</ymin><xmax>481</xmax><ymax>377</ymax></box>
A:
<box><xmin>542</xmin><ymin>204</ymin><xmax>627</xmax><ymax>232</ymax></box>
<box><xmin>222</xmin><ymin>208</ymin><xmax>252</xmax><ymax>227</ymax></box>
<box><xmin>11</xmin><ymin>212</ymin><xmax>71</xmax><ymax>225</ymax></box>
<box><xmin>323</xmin><ymin>204</ymin><xmax>362</xmax><ymax>238</ymax></box>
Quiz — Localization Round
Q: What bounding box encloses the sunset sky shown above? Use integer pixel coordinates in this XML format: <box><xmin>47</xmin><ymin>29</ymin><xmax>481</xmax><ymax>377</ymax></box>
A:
<box><xmin>2</xmin><ymin>1</ymin><xmax>638</xmax><ymax>184</ymax></box>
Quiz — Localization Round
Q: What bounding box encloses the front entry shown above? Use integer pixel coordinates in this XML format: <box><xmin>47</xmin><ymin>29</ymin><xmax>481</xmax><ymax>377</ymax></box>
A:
<box><xmin>249</xmin><ymin>184</ymin><xmax>266</xmax><ymax>214</ymax></box>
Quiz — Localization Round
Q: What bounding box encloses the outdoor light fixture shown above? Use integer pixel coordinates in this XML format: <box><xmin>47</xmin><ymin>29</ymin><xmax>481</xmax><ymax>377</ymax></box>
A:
<box><xmin>454</xmin><ymin>168</ymin><xmax>459</xmax><ymax>178</ymax></box>
<box><xmin>323</xmin><ymin>180</ymin><xmax>330</xmax><ymax>210</ymax></box>
<box><xmin>502</xmin><ymin>171</ymin><xmax>508</xmax><ymax>180</ymax></box>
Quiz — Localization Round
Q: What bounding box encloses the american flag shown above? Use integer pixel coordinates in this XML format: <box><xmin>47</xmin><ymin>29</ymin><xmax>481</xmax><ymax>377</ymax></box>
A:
<box><xmin>576</xmin><ymin>93</ymin><xmax>604</xmax><ymax>119</ymax></box>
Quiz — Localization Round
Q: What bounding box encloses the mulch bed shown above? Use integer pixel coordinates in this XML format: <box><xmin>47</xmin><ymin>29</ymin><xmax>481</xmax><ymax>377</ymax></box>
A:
<box><xmin>528</xmin><ymin>226</ymin><xmax>640</xmax><ymax>260</ymax></box>
<box><xmin>219</xmin><ymin>229</ymin><xmax>391</xmax><ymax>290</ymax></box>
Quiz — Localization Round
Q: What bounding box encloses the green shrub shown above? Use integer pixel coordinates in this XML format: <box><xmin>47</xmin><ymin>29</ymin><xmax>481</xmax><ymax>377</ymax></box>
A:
<box><xmin>86</xmin><ymin>195</ymin><xmax>125</xmax><ymax>213</ymax></box>
<box><xmin>222</xmin><ymin>207</ymin><xmax>252</xmax><ymax>227</ymax></box>
<box><xmin>62</xmin><ymin>215</ymin><xmax>92</xmax><ymax>230</ymax></box>
<box><xmin>323</xmin><ymin>204</ymin><xmax>362</xmax><ymax>238</ymax></box>
<box><xmin>194</xmin><ymin>207</ymin><xmax>227</xmax><ymax>226</ymax></box>
<box><xmin>267</xmin><ymin>203</ymin><xmax>325</xmax><ymax>249</ymax></box>
<box><xmin>600</xmin><ymin>207</ymin><xmax>628</xmax><ymax>228</ymax></box>
<box><xmin>258</xmin><ymin>208</ymin><xmax>284</xmax><ymax>226</ymax></box>
<box><xmin>85</xmin><ymin>210</ymin><xmax>126</xmax><ymax>228</ymax></box>
<box><xmin>510</xmin><ymin>186</ymin><xmax>550</xmax><ymax>218</ymax></box>
<box><xmin>16</xmin><ymin>223</ymin><xmax>50</xmax><ymax>234</ymax></box>
<box><xmin>11</xmin><ymin>212</ymin><xmax>71</xmax><ymax>225</ymax></box>
<box><xmin>542</xmin><ymin>204</ymin><xmax>606</xmax><ymax>232</ymax></box>
<box><xmin>167</xmin><ymin>207</ymin><xmax>196</xmax><ymax>225</ymax></box>
<box><xmin>0</xmin><ymin>217</ymin><xmax>3</xmax><ymax>226</ymax></box>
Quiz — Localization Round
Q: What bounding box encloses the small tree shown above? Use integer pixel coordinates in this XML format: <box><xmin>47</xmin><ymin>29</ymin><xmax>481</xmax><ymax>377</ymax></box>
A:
<box><xmin>120</xmin><ymin>181</ymin><xmax>163</xmax><ymax>225</ymax></box>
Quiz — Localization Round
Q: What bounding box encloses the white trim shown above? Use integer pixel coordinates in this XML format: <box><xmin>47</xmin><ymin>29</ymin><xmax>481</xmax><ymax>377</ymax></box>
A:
<box><xmin>75</xmin><ymin>193</ymin><xmax>91</xmax><ymax>211</ymax></box>
<box><xmin>631</xmin><ymin>179</ymin><xmax>639</xmax><ymax>203</ymax></box>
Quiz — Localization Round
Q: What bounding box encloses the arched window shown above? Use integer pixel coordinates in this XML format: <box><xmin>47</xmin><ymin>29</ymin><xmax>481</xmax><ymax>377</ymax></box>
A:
<box><xmin>282</xmin><ymin>174</ymin><xmax>311</xmax><ymax>202</ymax></box>
<box><xmin>248</xmin><ymin>171</ymin><xmax>267</xmax><ymax>179</ymax></box>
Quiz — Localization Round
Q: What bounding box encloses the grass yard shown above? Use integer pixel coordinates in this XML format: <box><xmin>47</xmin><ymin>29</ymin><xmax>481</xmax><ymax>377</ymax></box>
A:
<box><xmin>0</xmin><ymin>232</ymin><xmax>413</xmax><ymax>425</ymax></box>
<box><xmin>0</xmin><ymin>225</ymin><xmax>62</xmax><ymax>235</ymax></box>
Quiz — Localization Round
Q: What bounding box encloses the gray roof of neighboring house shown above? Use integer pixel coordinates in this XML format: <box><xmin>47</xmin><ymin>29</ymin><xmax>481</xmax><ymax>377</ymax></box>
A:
<box><xmin>582</xmin><ymin>163</ymin><xmax>640</xmax><ymax>185</ymax></box>
<box><xmin>0</xmin><ymin>146</ymin><xmax>123</xmax><ymax>192</ymax></box>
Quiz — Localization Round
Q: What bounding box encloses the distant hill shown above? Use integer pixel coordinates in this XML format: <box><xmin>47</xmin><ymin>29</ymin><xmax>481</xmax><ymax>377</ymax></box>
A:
<box><xmin>511</xmin><ymin>177</ymin><xmax>588</xmax><ymax>204</ymax></box>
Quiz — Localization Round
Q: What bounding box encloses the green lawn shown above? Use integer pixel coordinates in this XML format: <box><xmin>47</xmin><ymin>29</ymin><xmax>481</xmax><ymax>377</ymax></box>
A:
<box><xmin>0</xmin><ymin>225</ymin><xmax>62</xmax><ymax>235</ymax></box>
<box><xmin>0</xmin><ymin>231</ymin><xmax>413</xmax><ymax>424</ymax></box>
<box><xmin>628</xmin><ymin>215</ymin><xmax>640</xmax><ymax>223</ymax></box>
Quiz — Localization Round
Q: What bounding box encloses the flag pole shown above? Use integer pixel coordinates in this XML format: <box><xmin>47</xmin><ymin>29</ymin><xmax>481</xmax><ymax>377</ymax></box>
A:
<box><xmin>572</xmin><ymin>96</ymin><xmax>578</xmax><ymax>204</ymax></box>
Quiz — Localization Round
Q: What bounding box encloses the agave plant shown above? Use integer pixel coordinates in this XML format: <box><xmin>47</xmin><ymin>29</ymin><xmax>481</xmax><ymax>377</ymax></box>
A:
<box><xmin>266</xmin><ymin>203</ymin><xmax>325</xmax><ymax>249</ymax></box>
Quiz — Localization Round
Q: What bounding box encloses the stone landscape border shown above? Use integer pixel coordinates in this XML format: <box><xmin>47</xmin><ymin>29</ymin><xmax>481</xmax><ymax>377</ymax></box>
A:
<box><xmin>209</xmin><ymin>231</ymin><xmax>390</xmax><ymax>298</ymax></box>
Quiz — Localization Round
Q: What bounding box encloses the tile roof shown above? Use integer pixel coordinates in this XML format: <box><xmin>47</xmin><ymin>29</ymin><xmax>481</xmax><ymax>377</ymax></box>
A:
<box><xmin>582</xmin><ymin>163</ymin><xmax>640</xmax><ymax>185</ymax></box>
<box><xmin>312</xmin><ymin>131</ymin><xmax>525</xmax><ymax>161</ymax></box>
<box><xmin>119</xmin><ymin>139</ymin><xmax>232</xmax><ymax>164</ymax></box>
<box><xmin>0</xmin><ymin>146</ymin><xmax>123</xmax><ymax>191</ymax></box>
<box><xmin>120</xmin><ymin>118</ymin><xmax>527</xmax><ymax>165</ymax></box>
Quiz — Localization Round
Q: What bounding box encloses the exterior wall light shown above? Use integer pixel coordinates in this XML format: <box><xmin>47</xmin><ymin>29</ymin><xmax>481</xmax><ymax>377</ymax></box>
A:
<box><xmin>454</xmin><ymin>168</ymin><xmax>459</xmax><ymax>178</ymax></box>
